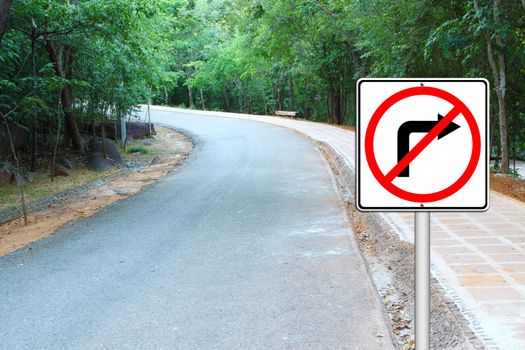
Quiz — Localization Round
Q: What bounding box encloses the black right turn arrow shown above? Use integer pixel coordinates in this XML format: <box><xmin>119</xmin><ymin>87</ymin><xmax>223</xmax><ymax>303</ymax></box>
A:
<box><xmin>397</xmin><ymin>114</ymin><xmax>461</xmax><ymax>177</ymax></box>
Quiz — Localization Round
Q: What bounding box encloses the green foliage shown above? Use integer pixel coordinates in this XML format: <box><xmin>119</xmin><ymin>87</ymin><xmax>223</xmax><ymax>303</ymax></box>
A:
<box><xmin>127</xmin><ymin>145</ymin><xmax>149</xmax><ymax>155</ymax></box>
<box><xmin>1</xmin><ymin>0</ymin><xmax>524</xmax><ymax>167</ymax></box>
<box><xmin>164</xmin><ymin>0</ymin><xmax>524</xmax><ymax>159</ymax></box>
<box><xmin>0</xmin><ymin>0</ymin><xmax>181</xmax><ymax>149</ymax></box>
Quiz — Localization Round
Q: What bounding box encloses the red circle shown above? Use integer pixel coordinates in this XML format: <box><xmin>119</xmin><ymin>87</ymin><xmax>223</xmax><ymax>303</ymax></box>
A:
<box><xmin>364</xmin><ymin>86</ymin><xmax>481</xmax><ymax>203</ymax></box>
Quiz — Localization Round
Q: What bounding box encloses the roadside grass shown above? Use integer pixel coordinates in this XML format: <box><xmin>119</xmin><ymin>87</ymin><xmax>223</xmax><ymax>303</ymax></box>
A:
<box><xmin>122</xmin><ymin>126</ymin><xmax>185</xmax><ymax>163</ymax></box>
<box><xmin>127</xmin><ymin>146</ymin><xmax>149</xmax><ymax>155</ymax></box>
<box><xmin>0</xmin><ymin>169</ymin><xmax>116</xmax><ymax>212</ymax></box>
<box><xmin>0</xmin><ymin>127</ymin><xmax>183</xmax><ymax>213</ymax></box>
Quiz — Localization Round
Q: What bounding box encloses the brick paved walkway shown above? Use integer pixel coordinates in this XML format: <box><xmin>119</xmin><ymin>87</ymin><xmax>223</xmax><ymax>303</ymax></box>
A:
<box><xmin>149</xmin><ymin>106</ymin><xmax>525</xmax><ymax>350</ymax></box>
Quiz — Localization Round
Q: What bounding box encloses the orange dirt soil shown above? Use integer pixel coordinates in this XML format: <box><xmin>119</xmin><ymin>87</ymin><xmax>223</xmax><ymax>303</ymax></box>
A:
<box><xmin>490</xmin><ymin>173</ymin><xmax>525</xmax><ymax>203</ymax></box>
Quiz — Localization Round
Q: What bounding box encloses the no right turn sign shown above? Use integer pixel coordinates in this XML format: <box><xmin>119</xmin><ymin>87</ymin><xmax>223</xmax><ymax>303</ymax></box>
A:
<box><xmin>356</xmin><ymin>79</ymin><xmax>489</xmax><ymax>212</ymax></box>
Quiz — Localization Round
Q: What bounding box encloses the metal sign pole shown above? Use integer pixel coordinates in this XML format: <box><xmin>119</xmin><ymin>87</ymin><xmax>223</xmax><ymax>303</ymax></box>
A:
<box><xmin>415</xmin><ymin>211</ymin><xmax>430</xmax><ymax>350</ymax></box>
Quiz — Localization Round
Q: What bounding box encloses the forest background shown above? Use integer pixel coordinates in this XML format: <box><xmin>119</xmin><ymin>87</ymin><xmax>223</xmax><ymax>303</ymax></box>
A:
<box><xmin>0</xmin><ymin>0</ymin><xmax>523</xmax><ymax>176</ymax></box>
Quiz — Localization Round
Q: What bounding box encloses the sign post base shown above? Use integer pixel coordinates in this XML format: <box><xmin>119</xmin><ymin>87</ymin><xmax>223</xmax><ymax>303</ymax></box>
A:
<box><xmin>415</xmin><ymin>211</ymin><xmax>430</xmax><ymax>350</ymax></box>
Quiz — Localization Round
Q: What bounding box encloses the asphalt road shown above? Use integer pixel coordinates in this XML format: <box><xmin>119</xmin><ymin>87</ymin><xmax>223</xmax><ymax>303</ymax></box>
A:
<box><xmin>0</xmin><ymin>111</ymin><xmax>395</xmax><ymax>349</ymax></box>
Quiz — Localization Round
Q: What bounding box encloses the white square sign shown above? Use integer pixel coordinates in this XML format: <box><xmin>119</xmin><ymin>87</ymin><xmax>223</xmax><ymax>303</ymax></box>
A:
<box><xmin>356</xmin><ymin>78</ymin><xmax>489</xmax><ymax>212</ymax></box>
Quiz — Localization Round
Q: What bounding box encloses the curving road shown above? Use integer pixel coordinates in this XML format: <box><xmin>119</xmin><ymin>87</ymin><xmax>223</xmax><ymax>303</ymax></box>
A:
<box><xmin>0</xmin><ymin>111</ymin><xmax>394</xmax><ymax>349</ymax></box>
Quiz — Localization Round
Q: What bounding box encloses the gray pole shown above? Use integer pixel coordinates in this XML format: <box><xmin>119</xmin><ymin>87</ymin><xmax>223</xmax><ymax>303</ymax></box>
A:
<box><xmin>415</xmin><ymin>211</ymin><xmax>430</xmax><ymax>350</ymax></box>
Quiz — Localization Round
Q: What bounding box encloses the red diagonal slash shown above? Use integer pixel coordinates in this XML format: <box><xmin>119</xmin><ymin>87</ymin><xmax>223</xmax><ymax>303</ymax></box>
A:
<box><xmin>385</xmin><ymin>106</ymin><xmax>462</xmax><ymax>182</ymax></box>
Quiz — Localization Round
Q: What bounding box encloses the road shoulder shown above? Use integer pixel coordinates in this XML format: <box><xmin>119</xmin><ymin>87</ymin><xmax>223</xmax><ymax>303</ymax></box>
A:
<box><xmin>0</xmin><ymin>127</ymin><xmax>192</xmax><ymax>256</ymax></box>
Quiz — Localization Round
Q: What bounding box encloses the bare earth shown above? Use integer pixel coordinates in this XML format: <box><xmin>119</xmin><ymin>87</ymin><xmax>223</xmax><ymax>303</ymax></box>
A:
<box><xmin>0</xmin><ymin>128</ymin><xmax>192</xmax><ymax>256</ymax></box>
<box><xmin>491</xmin><ymin>172</ymin><xmax>525</xmax><ymax>202</ymax></box>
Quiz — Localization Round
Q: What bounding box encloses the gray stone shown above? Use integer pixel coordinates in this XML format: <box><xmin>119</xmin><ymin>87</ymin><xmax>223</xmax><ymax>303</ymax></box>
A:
<box><xmin>0</xmin><ymin>123</ymin><xmax>28</xmax><ymax>161</ymax></box>
<box><xmin>11</xmin><ymin>171</ymin><xmax>34</xmax><ymax>185</ymax></box>
<box><xmin>57</xmin><ymin>157</ymin><xmax>75</xmax><ymax>170</ymax></box>
<box><xmin>86</xmin><ymin>153</ymin><xmax>115</xmax><ymax>172</ymax></box>
<box><xmin>52</xmin><ymin>164</ymin><xmax>71</xmax><ymax>177</ymax></box>
<box><xmin>0</xmin><ymin>163</ymin><xmax>13</xmax><ymax>186</ymax></box>
<box><xmin>88</xmin><ymin>137</ymin><xmax>124</xmax><ymax>166</ymax></box>
<box><xmin>24</xmin><ymin>172</ymin><xmax>35</xmax><ymax>183</ymax></box>
<box><xmin>81</xmin><ymin>122</ymin><xmax>156</xmax><ymax>140</ymax></box>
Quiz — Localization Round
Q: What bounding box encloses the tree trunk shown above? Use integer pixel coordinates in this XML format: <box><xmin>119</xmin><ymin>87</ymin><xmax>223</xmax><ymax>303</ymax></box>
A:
<box><xmin>101</xmin><ymin>113</ymin><xmax>108</xmax><ymax>158</ymax></box>
<box><xmin>0</xmin><ymin>0</ymin><xmax>13</xmax><ymax>44</ymax></box>
<box><xmin>496</xmin><ymin>61</ymin><xmax>509</xmax><ymax>172</ymax></box>
<box><xmin>61</xmin><ymin>84</ymin><xmax>82</xmax><ymax>149</ymax></box>
<box><xmin>272</xmin><ymin>82</ymin><xmax>278</xmax><ymax>111</ymax></box>
<box><xmin>2</xmin><ymin>117</ymin><xmax>28</xmax><ymax>225</ymax></box>
<box><xmin>332</xmin><ymin>86</ymin><xmax>342</xmax><ymax>125</ymax></box>
<box><xmin>51</xmin><ymin>98</ymin><xmax>61</xmax><ymax>182</ymax></box>
<box><xmin>493</xmin><ymin>0</ymin><xmax>509</xmax><ymax>173</ymax></box>
<box><xmin>224</xmin><ymin>85</ymin><xmax>231</xmax><ymax>111</ymax></box>
<box><xmin>473</xmin><ymin>0</ymin><xmax>509</xmax><ymax>172</ymax></box>
<box><xmin>278</xmin><ymin>82</ymin><xmax>285</xmax><ymax>111</ymax></box>
<box><xmin>91</xmin><ymin>106</ymin><xmax>96</xmax><ymax>137</ymax></box>
<box><xmin>199</xmin><ymin>89</ymin><xmax>206</xmax><ymax>110</ymax></box>
<box><xmin>45</xmin><ymin>40</ymin><xmax>83</xmax><ymax>150</ymax></box>
<box><xmin>289</xmin><ymin>75</ymin><xmax>295</xmax><ymax>111</ymax></box>
<box><xmin>30</xmin><ymin>30</ymin><xmax>38</xmax><ymax>171</ymax></box>
<box><xmin>188</xmin><ymin>86</ymin><xmax>194</xmax><ymax>108</ymax></box>
<box><xmin>238</xmin><ymin>81</ymin><xmax>244</xmax><ymax>112</ymax></box>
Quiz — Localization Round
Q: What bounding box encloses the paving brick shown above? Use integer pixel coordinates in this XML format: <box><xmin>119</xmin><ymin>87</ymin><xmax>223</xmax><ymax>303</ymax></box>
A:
<box><xmin>439</xmin><ymin>218</ymin><xmax>470</xmax><ymax>225</ymax></box>
<box><xmin>467</xmin><ymin>287</ymin><xmax>523</xmax><ymax>301</ymax></box>
<box><xmin>510</xmin><ymin>273</ymin><xmax>525</xmax><ymax>285</ymax></box>
<box><xmin>450</xmin><ymin>264</ymin><xmax>497</xmax><ymax>275</ymax></box>
<box><xmin>445</xmin><ymin>223</ymin><xmax>482</xmax><ymax>231</ymax></box>
<box><xmin>464</xmin><ymin>238</ymin><xmax>505</xmax><ymax>245</ymax></box>
<box><xmin>488</xmin><ymin>254</ymin><xmax>525</xmax><ymax>263</ymax></box>
<box><xmin>453</xmin><ymin>230</ymin><xmax>492</xmax><ymax>238</ymax></box>
<box><xmin>442</xmin><ymin>254</ymin><xmax>486</xmax><ymax>264</ymax></box>
<box><xmin>431</xmin><ymin>239</ymin><xmax>460</xmax><ymax>246</ymax></box>
<box><xmin>483</xmin><ymin>222</ymin><xmax>523</xmax><ymax>231</ymax></box>
<box><xmin>477</xmin><ymin>245</ymin><xmax>521</xmax><ymax>255</ymax></box>
<box><xmin>499</xmin><ymin>263</ymin><xmax>525</xmax><ymax>273</ymax></box>
<box><xmin>501</xmin><ymin>231</ymin><xmax>525</xmax><ymax>238</ymax></box>
<box><xmin>507</xmin><ymin>237</ymin><xmax>525</xmax><ymax>244</ymax></box>
<box><xmin>430</xmin><ymin>231</ymin><xmax>452</xmax><ymax>239</ymax></box>
<box><xmin>433</xmin><ymin>246</ymin><xmax>475</xmax><ymax>255</ymax></box>
<box><xmin>458</xmin><ymin>274</ymin><xmax>507</xmax><ymax>286</ymax></box>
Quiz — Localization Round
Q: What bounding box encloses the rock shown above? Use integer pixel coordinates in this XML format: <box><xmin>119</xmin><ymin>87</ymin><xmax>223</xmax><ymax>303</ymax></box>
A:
<box><xmin>57</xmin><ymin>157</ymin><xmax>75</xmax><ymax>169</ymax></box>
<box><xmin>0</xmin><ymin>163</ymin><xmax>13</xmax><ymax>186</ymax></box>
<box><xmin>88</xmin><ymin>137</ymin><xmax>124</xmax><ymax>166</ymax></box>
<box><xmin>80</xmin><ymin>122</ymin><xmax>156</xmax><ymax>140</ymax></box>
<box><xmin>0</xmin><ymin>123</ymin><xmax>29</xmax><ymax>161</ymax></box>
<box><xmin>52</xmin><ymin>164</ymin><xmax>71</xmax><ymax>177</ymax></box>
<box><xmin>86</xmin><ymin>153</ymin><xmax>115</xmax><ymax>172</ymax></box>
<box><xmin>10</xmin><ymin>171</ymin><xmax>34</xmax><ymax>185</ymax></box>
<box><xmin>150</xmin><ymin>156</ymin><xmax>161</xmax><ymax>165</ymax></box>
<box><xmin>127</xmin><ymin>122</ymin><xmax>156</xmax><ymax>139</ymax></box>
<box><xmin>24</xmin><ymin>172</ymin><xmax>35</xmax><ymax>183</ymax></box>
